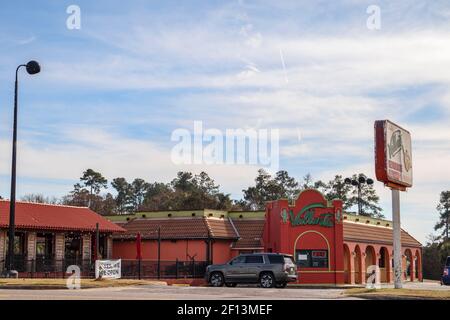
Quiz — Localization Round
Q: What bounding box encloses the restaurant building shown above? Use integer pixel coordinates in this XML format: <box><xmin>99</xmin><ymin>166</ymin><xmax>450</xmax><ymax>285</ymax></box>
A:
<box><xmin>0</xmin><ymin>200</ymin><xmax>124</xmax><ymax>277</ymax></box>
<box><xmin>111</xmin><ymin>189</ymin><xmax>422</xmax><ymax>285</ymax></box>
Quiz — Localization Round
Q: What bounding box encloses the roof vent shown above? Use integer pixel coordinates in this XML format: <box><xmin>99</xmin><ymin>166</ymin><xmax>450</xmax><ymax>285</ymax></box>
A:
<box><xmin>355</xmin><ymin>218</ymin><xmax>359</xmax><ymax>222</ymax></box>
<box><xmin>126</xmin><ymin>217</ymin><xmax>130</xmax><ymax>221</ymax></box>
<box><xmin>192</xmin><ymin>213</ymin><xmax>196</xmax><ymax>217</ymax></box>
<box><xmin>239</xmin><ymin>215</ymin><xmax>243</xmax><ymax>219</ymax></box>
<box><xmin>377</xmin><ymin>222</ymin><xmax>381</xmax><ymax>225</ymax></box>
<box><xmin>209</xmin><ymin>213</ymin><xmax>213</xmax><ymax>217</ymax></box>
<box><xmin>220</xmin><ymin>215</ymin><xmax>225</xmax><ymax>218</ymax></box>
<box><xmin>343</xmin><ymin>216</ymin><xmax>347</xmax><ymax>220</ymax></box>
<box><xmin>386</xmin><ymin>223</ymin><xmax>390</xmax><ymax>227</ymax></box>
<box><xmin>141</xmin><ymin>214</ymin><xmax>146</xmax><ymax>218</ymax></box>
<box><xmin>366</xmin><ymin>220</ymin><xmax>370</xmax><ymax>224</ymax></box>
<box><xmin>168</xmin><ymin>213</ymin><xmax>172</xmax><ymax>217</ymax></box>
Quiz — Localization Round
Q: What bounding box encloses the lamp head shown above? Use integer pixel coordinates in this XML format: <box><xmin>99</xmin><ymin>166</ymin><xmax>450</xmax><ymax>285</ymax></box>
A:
<box><xmin>26</xmin><ymin>60</ymin><xmax>41</xmax><ymax>75</ymax></box>
<box><xmin>358</xmin><ymin>176</ymin><xmax>366</xmax><ymax>184</ymax></box>
<box><xmin>344</xmin><ymin>178</ymin><xmax>352</xmax><ymax>185</ymax></box>
<box><xmin>367</xmin><ymin>178</ymin><xmax>374</xmax><ymax>185</ymax></box>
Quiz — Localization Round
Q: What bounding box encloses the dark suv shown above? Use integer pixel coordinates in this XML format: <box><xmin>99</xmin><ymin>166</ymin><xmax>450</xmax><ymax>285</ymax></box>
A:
<box><xmin>442</xmin><ymin>256</ymin><xmax>450</xmax><ymax>286</ymax></box>
<box><xmin>205</xmin><ymin>253</ymin><xmax>297</xmax><ymax>288</ymax></box>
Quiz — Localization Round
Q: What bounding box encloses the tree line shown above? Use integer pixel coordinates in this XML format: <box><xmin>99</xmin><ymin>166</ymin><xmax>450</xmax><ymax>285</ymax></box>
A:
<box><xmin>10</xmin><ymin>168</ymin><xmax>450</xmax><ymax>280</ymax></box>
<box><xmin>15</xmin><ymin>168</ymin><xmax>383</xmax><ymax>218</ymax></box>
<box><xmin>422</xmin><ymin>190</ymin><xmax>450</xmax><ymax>280</ymax></box>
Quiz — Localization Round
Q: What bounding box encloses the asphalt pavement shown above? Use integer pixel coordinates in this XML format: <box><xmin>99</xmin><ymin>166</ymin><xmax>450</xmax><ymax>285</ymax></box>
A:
<box><xmin>0</xmin><ymin>284</ymin><xmax>357</xmax><ymax>300</ymax></box>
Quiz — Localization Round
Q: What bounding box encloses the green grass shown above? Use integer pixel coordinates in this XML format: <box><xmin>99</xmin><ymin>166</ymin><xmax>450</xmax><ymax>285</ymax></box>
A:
<box><xmin>346</xmin><ymin>287</ymin><xmax>450</xmax><ymax>300</ymax></box>
<box><xmin>0</xmin><ymin>278</ymin><xmax>166</xmax><ymax>289</ymax></box>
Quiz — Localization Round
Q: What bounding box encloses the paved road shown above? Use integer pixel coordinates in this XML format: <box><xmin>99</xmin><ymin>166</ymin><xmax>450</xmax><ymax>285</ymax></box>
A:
<box><xmin>0</xmin><ymin>285</ymin><xmax>357</xmax><ymax>300</ymax></box>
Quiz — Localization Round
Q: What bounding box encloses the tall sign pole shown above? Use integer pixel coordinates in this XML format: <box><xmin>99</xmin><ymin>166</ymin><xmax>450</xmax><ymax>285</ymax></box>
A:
<box><xmin>375</xmin><ymin>120</ymin><xmax>412</xmax><ymax>289</ymax></box>
<box><xmin>391</xmin><ymin>189</ymin><xmax>402</xmax><ymax>288</ymax></box>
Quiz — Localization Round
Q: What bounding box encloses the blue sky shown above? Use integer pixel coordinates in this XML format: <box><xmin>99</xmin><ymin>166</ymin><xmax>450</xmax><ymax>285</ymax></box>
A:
<box><xmin>1</xmin><ymin>1</ymin><xmax>450</xmax><ymax>243</ymax></box>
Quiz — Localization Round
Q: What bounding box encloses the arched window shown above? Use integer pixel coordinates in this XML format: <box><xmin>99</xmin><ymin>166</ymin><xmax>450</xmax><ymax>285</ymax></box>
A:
<box><xmin>294</xmin><ymin>231</ymin><xmax>330</xmax><ymax>269</ymax></box>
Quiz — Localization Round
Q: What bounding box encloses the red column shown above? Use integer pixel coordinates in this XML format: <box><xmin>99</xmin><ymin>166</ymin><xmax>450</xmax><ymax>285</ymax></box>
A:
<box><xmin>332</xmin><ymin>199</ymin><xmax>344</xmax><ymax>284</ymax></box>
<box><xmin>349</xmin><ymin>250</ymin><xmax>355</xmax><ymax>284</ymax></box>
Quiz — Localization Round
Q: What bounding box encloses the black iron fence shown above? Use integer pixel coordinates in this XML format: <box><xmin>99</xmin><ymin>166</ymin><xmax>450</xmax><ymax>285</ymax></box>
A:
<box><xmin>121</xmin><ymin>259</ymin><xmax>208</xmax><ymax>279</ymax></box>
<box><xmin>0</xmin><ymin>258</ymin><xmax>208</xmax><ymax>279</ymax></box>
<box><xmin>1</xmin><ymin>256</ymin><xmax>94</xmax><ymax>278</ymax></box>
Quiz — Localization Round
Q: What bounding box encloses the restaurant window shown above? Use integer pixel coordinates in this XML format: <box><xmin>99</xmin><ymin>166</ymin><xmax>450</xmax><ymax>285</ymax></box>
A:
<box><xmin>296</xmin><ymin>249</ymin><xmax>328</xmax><ymax>268</ymax></box>
<box><xmin>65</xmin><ymin>234</ymin><xmax>82</xmax><ymax>261</ymax></box>
<box><xmin>93</xmin><ymin>235</ymin><xmax>108</xmax><ymax>260</ymax></box>
<box><xmin>5</xmin><ymin>232</ymin><xmax>26</xmax><ymax>256</ymax></box>
<box><xmin>15</xmin><ymin>233</ymin><xmax>26</xmax><ymax>255</ymax></box>
<box><xmin>36</xmin><ymin>233</ymin><xmax>54</xmax><ymax>258</ymax></box>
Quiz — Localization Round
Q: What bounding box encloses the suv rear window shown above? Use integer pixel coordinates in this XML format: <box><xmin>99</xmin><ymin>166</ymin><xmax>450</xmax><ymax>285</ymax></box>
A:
<box><xmin>245</xmin><ymin>255</ymin><xmax>264</xmax><ymax>264</ymax></box>
<box><xmin>268</xmin><ymin>255</ymin><xmax>284</xmax><ymax>264</ymax></box>
<box><xmin>284</xmin><ymin>256</ymin><xmax>295</xmax><ymax>265</ymax></box>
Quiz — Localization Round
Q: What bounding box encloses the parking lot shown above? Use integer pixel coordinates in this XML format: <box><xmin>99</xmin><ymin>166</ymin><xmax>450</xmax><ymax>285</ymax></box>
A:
<box><xmin>0</xmin><ymin>281</ymin><xmax>447</xmax><ymax>300</ymax></box>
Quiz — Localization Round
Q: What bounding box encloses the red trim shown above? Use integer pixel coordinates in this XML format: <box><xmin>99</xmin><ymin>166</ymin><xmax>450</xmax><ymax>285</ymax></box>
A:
<box><xmin>375</xmin><ymin>120</ymin><xmax>388</xmax><ymax>184</ymax></box>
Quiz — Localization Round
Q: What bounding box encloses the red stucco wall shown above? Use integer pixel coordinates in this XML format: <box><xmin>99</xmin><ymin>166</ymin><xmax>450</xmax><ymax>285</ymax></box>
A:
<box><xmin>113</xmin><ymin>239</ymin><xmax>234</xmax><ymax>264</ymax></box>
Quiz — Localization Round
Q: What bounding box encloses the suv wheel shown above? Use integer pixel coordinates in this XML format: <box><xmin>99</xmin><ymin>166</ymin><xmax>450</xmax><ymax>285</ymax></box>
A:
<box><xmin>209</xmin><ymin>272</ymin><xmax>224</xmax><ymax>287</ymax></box>
<box><xmin>260</xmin><ymin>273</ymin><xmax>275</xmax><ymax>288</ymax></box>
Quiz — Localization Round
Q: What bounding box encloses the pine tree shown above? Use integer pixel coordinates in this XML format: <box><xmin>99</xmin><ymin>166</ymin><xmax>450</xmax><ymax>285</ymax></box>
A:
<box><xmin>435</xmin><ymin>191</ymin><xmax>450</xmax><ymax>241</ymax></box>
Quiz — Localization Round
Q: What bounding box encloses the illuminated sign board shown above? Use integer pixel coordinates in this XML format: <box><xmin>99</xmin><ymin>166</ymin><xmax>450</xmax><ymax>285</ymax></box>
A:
<box><xmin>375</xmin><ymin>120</ymin><xmax>413</xmax><ymax>189</ymax></box>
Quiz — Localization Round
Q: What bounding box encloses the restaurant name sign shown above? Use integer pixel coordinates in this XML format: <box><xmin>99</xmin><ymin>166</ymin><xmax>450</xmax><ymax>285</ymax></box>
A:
<box><xmin>282</xmin><ymin>203</ymin><xmax>334</xmax><ymax>227</ymax></box>
<box><xmin>375</xmin><ymin>120</ymin><xmax>413</xmax><ymax>189</ymax></box>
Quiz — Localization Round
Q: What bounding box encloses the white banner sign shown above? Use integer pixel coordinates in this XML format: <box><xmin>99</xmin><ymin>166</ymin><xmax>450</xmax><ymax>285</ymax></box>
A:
<box><xmin>95</xmin><ymin>259</ymin><xmax>121</xmax><ymax>279</ymax></box>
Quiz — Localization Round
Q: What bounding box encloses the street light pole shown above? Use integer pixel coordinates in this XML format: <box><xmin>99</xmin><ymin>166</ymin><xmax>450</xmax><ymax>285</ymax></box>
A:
<box><xmin>345</xmin><ymin>175</ymin><xmax>374</xmax><ymax>216</ymax></box>
<box><xmin>357</xmin><ymin>183</ymin><xmax>362</xmax><ymax>215</ymax></box>
<box><xmin>4</xmin><ymin>61</ymin><xmax>40</xmax><ymax>277</ymax></box>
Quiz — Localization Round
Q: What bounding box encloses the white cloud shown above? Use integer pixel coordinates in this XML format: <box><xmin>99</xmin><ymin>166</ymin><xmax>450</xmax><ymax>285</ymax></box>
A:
<box><xmin>0</xmin><ymin>127</ymin><xmax>261</xmax><ymax>199</ymax></box>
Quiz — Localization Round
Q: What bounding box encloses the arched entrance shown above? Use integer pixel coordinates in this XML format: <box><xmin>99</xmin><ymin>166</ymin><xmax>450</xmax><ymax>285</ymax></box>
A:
<box><xmin>354</xmin><ymin>245</ymin><xmax>362</xmax><ymax>284</ymax></box>
<box><xmin>365</xmin><ymin>246</ymin><xmax>376</xmax><ymax>283</ymax></box>
<box><xmin>378</xmin><ymin>247</ymin><xmax>390</xmax><ymax>283</ymax></box>
<box><xmin>404</xmin><ymin>249</ymin><xmax>413</xmax><ymax>281</ymax></box>
<box><xmin>343</xmin><ymin>244</ymin><xmax>351</xmax><ymax>284</ymax></box>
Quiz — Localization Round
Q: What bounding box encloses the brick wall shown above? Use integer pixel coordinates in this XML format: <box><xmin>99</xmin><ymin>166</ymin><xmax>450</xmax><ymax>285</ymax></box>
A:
<box><xmin>82</xmin><ymin>234</ymin><xmax>91</xmax><ymax>260</ymax></box>
<box><xmin>55</xmin><ymin>233</ymin><xmax>65</xmax><ymax>260</ymax></box>
<box><xmin>0</xmin><ymin>230</ymin><xmax>5</xmax><ymax>264</ymax></box>
<box><xmin>27</xmin><ymin>232</ymin><xmax>37</xmax><ymax>260</ymax></box>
